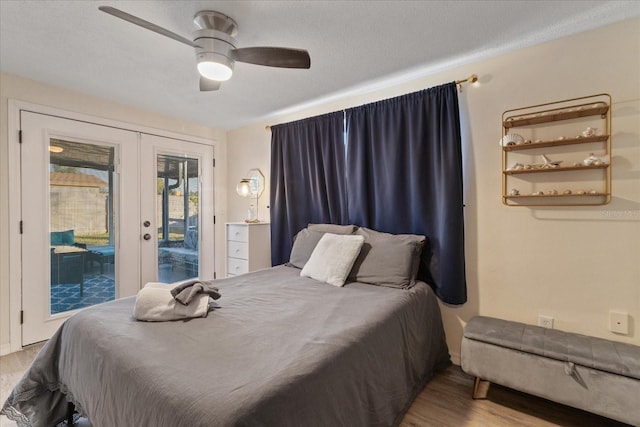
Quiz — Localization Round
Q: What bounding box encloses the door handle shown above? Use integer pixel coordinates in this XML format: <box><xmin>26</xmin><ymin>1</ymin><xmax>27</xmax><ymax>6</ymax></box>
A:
<box><xmin>143</xmin><ymin>233</ymin><xmax>151</xmax><ymax>241</ymax></box>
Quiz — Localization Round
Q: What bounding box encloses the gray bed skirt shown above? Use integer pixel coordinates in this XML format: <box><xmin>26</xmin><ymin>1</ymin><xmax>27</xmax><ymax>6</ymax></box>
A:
<box><xmin>2</xmin><ymin>266</ymin><xmax>450</xmax><ymax>427</ymax></box>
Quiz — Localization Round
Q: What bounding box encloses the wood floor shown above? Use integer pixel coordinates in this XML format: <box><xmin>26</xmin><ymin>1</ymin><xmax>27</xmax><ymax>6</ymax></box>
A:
<box><xmin>0</xmin><ymin>345</ymin><xmax>629</xmax><ymax>427</ymax></box>
<box><xmin>401</xmin><ymin>364</ymin><xmax>629</xmax><ymax>427</ymax></box>
<box><xmin>1</xmin><ymin>343</ymin><xmax>46</xmax><ymax>427</ymax></box>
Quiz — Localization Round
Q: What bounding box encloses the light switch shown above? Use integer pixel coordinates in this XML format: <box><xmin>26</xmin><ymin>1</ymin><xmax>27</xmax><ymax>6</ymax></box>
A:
<box><xmin>609</xmin><ymin>311</ymin><xmax>629</xmax><ymax>335</ymax></box>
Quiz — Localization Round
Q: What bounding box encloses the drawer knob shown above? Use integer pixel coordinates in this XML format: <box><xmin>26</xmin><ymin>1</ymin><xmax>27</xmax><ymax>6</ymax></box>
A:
<box><xmin>235</xmin><ymin>249</ymin><xmax>240</xmax><ymax>254</ymax></box>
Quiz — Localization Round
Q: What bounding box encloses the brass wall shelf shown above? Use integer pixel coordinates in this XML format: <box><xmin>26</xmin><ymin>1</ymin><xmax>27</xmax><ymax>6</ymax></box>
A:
<box><xmin>501</xmin><ymin>94</ymin><xmax>611</xmax><ymax>206</ymax></box>
<box><xmin>504</xmin><ymin>164</ymin><xmax>609</xmax><ymax>175</ymax></box>
<box><xmin>502</xmin><ymin>135</ymin><xmax>609</xmax><ymax>152</ymax></box>
<box><xmin>505</xmin><ymin>193</ymin><xmax>609</xmax><ymax>199</ymax></box>
<box><xmin>504</xmin><ymin>104</ymin><xmax>609</xmax><ymax>128</ymax></box>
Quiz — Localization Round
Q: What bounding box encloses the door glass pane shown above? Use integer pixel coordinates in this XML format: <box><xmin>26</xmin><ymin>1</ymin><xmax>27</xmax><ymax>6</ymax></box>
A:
<box><xmin>49</xmin><ymin>139</ymin><xmax>116</xmax><ymax>314</ymax></box>
<box><xmin>156</xmin><ymin>154</ymin><xmax>199</xmax><ymax>283</ymax></box>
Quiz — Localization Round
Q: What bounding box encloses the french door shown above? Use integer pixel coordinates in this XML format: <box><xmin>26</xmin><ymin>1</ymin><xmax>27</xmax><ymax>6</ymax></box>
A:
<box><xmin>20</xmin><ymin>112</ymin><xmax>214</xmax><ymax>346</ymax></box>
<box><xmin>139</xmin><ymin>134</ymin><xmax>214</xmax><ymax>285</ymax></box>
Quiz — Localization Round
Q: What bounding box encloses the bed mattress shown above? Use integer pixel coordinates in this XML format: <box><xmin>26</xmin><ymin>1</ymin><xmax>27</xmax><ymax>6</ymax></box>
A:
<box><xmin>3</xmin><ymin>265</ymin><xmax>450</xmax><ymax>427</ymax></box>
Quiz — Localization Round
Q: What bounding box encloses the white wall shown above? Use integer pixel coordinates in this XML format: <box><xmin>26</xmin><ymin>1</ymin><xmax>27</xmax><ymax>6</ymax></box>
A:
<box><xmin>227</xmin><ymin>18</ymin><xmax>640</xmax><ymax>363</ymax></box>
<box><xmin>0</xmin><ymin>73</ymin><xmax>228</xmax><ymax>353</ymax></box>
<box><xmin>226</xmin><ymin>123</ymin><xmax>271</xmax><ymax>223</ymax></box>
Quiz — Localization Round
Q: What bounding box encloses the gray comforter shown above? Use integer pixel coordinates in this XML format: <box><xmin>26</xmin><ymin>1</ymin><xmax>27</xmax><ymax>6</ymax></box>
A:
<box><xmin>2</xmin><ymin>266</ymin><xmax>450</xmax><ymax>427</ymax></box>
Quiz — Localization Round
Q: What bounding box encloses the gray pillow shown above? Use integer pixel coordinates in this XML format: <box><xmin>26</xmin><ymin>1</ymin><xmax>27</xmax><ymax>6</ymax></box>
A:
<box><xmin>307</xmin><ymin>223</ymin><xmax>357</xmax><ymax>235</ymax></box>
<box><xmin>288</xmin><ymin>228</ymin><xmax>326</xmax><ymax>269</ymax></box>
<box><xmin>348</xmin><ymin>227</ymin><xmax>426</xmax><ymax>289</ymax></box>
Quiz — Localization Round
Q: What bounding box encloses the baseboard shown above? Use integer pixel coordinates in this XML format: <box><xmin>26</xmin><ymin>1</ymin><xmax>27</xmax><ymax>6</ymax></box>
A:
<box><xmin>0</xmin><ymin>343</ymin><xmax>11</xmax><ymax>356</ymax></box>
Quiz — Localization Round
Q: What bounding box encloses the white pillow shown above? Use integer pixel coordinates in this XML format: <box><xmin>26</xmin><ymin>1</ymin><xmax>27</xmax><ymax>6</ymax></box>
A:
<box><xmin>300</xmin><ymin>233</ymin><xmax>365</xmax><ymax>287</ymax></box>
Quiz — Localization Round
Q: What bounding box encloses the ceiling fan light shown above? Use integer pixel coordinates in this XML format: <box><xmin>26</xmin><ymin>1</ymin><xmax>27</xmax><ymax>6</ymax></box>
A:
<box><xmin>197</xmin><ymin>52</ymin><xmax>233</xmax><ymax>81</ymax></box>
<box><xmin>197</xmin><ymin>61</ymin><xmax>233</xmax><ymax>81</ymax></box>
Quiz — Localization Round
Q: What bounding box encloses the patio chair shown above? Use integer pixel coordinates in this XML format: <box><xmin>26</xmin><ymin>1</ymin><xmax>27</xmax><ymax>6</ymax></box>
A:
<box><xmin>50</xmin><ymin>230</ymin><xmax>86</xmax><ymax>295</ymax></box>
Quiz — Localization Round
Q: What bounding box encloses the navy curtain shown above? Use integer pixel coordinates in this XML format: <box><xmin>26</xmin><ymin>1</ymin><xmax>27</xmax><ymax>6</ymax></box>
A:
<box><xmin>270</xmin><ymin>111</ymin><xmax>348</xmax><ymax>265</ymax></box>
<box><xmin>345</xmin><ymin>82</ymin><xmax>466</xmax><ymax>304</ymax></box>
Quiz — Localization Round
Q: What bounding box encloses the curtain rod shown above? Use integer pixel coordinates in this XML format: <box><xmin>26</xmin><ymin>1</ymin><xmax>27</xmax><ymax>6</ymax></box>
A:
<box><xmin>265</xmin><ymin>74</ymin><xmax>478</xmax><ymax>131</ymax></box>
<box><xmin>455</xmin><ymin>74</ymin><xmax>478</xmax><ymax>92</ymax></box>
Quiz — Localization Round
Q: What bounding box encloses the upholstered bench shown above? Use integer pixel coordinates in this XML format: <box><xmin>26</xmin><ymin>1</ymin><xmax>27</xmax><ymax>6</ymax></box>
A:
<box><xmin>461</xmin><ymin>316</ymin><xmax>640</xmax><ymax>426</ymax></box>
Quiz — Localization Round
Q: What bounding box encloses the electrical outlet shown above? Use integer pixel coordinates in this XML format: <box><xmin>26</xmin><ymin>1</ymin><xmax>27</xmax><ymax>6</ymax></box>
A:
<box><xmin>609</xmin><ymin>311</ymin><xmax>629</xmax><ymax>334</ymax></box>
<box><xmin>538</xmin><ymin>315</ymin><xmax>554</xmax><ymax>329</ymax></box>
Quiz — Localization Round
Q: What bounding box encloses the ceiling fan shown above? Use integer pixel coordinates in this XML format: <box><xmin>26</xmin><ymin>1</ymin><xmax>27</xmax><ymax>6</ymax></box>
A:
<box><xmin>98</xmin><ymin>6</ymin><xmax>311</xmax><ymax>91</ymax></box>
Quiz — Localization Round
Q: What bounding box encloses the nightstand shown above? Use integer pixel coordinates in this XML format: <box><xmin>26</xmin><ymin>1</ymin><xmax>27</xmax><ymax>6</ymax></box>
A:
<box><xmin>225</xmin><ymin>222</ymin><xmax>271</xmax><ymax>277</ymax></box>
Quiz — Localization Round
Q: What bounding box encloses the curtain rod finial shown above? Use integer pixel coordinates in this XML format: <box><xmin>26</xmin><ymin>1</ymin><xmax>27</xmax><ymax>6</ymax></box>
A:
<box><xmin>455</xmin><ymin>74</ymin><xmax>478</xmax><ymax>92</ymax></box>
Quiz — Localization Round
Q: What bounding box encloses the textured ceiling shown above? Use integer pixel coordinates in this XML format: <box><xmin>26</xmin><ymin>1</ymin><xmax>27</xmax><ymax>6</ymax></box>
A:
<box><xmin>1</xmin><ymin>1</ymin><xmax>638</xmax><ymax>130</ymax></box>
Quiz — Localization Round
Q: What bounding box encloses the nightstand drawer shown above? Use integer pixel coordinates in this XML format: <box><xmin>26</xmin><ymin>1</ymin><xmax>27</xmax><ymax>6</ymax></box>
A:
<box><xmin>227</xmin><ymin>257</ymin><xmax>249</xmax><ymax>275</ymax></box>
<box><xmin>227</xmin><ymin>224</ymin><xmax>249</xmax><ymax>242</ymax></box>
<box><xmin>228</xmin><ymin>241</ymin><xmax>248</xmax><ymax>259</ymax></box>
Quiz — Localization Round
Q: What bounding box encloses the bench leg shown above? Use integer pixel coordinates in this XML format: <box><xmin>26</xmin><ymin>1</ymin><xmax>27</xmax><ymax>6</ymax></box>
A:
<box><xmin>472</xmin><ymin>377</ymin><xmax>491</xmax><ymax>399</ymax></box>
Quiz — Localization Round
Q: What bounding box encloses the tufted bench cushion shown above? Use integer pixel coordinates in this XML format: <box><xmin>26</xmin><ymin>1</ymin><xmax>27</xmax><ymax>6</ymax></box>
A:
<box><xmin>463</xmin><ymin>316</ymin><xmax>640</xmax><ymax>380</ymax></box>
<box><xmin>461</xmin><ymin>316</ymin><xmax>640</xmax><ymax>425</ymax></box>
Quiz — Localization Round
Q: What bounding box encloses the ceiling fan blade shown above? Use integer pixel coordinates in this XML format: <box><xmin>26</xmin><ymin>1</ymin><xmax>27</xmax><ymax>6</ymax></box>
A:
<box><xmin>98</xmin><ymin>6</ymin><xmax>201</xmax><ymax>48</ymax></box>
<box><xmin>230</xmin><ymin>47</ymin><xmax>311</xmax><ymax>69</ymax></box>
<box><xmin>200</xmin><ymin>77</ymin><xmax>221</xmax><ymax>91</ymax></box>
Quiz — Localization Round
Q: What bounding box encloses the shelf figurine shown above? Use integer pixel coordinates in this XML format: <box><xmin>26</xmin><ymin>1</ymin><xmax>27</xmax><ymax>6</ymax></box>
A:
<box><xmin>583</xmin><ymin>153</ymin><xmax>606</xmax><ymax>166</ymax></box>
<box><xmin>530</xmin><ymin>154</ymin><xmax>562</xmax><ymax>169</ymax></box>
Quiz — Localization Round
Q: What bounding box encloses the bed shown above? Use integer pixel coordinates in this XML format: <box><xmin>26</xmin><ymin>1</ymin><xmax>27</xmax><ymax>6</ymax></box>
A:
<box><xmin>2</xmin><ymin>226</ymin><xmax>450</xmax><ymax>427</ymax></box>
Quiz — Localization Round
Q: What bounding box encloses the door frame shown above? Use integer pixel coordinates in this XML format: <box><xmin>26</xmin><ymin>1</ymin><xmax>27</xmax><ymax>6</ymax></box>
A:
<box><xmin>7</xmin><ymin>100</ymin><xmax>224</xmax><ymax>353</ymax></box>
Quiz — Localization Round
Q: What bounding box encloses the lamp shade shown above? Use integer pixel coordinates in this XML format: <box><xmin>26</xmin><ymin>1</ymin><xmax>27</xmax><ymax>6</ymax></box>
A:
<box><xmin>236</xmin><ymin>179</ymin><xmax>251</xmax><ymax>197</ymax></box>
